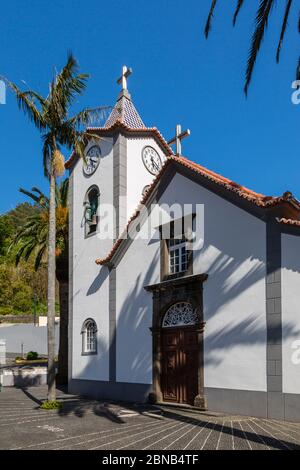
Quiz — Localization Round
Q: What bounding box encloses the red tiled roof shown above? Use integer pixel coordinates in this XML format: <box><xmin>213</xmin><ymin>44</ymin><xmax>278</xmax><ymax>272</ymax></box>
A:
<box><xmin>65</xmin><ymin>121</ymin><xmax>173</xmax><ymax>169</ymax></box>
<box><xmin>95</xmin><ymin>156</ymin><xmax>300</xmax><ymax>265</ymax></box>
<box><xmin>278</xmin><ymin>218</ymin><xmax>300</xmax><ymax>227</ymax></box>
<box><xmin>104</xmin><ymin>93</ymin><xmax>145</xmax><ymax>128</ymax></box>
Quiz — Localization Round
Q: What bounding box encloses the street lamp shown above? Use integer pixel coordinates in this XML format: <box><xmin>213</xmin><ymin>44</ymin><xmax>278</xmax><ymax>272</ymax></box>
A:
<box><xmin>33</xmin><ymin>292</ymin><xmax>38</xmax><ymax>326</ymax></box>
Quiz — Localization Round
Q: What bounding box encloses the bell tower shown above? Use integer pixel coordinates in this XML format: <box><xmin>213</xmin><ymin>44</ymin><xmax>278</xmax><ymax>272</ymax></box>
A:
<box><xmin>86</xmin><ymin>65</ymin><xmax>173</xmax><ymax>241</ymax></box>
<box><xmin>66</xmin><ymin>65</ymin><xmax>173</xmax><ymax>388</ymax></box>
<box><xmin>66</xmin><ymin>66</ymin><xmax>173</xmax><ymax>260</ymax></box>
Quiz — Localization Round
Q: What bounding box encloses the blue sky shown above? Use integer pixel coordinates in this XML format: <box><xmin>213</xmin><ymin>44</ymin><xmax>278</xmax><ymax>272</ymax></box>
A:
<box><xmin>1</xmin><ymin>0</ymin><xmax>300</xmax><ymax>213</ymax></box>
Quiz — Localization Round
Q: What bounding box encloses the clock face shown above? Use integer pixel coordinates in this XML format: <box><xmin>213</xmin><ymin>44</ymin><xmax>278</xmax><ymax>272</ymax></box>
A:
<box><xmin>142</xmin><ymin>146</ymin><xmax>162</xmax><ymax>175</ymax></box>
<box><xmin>83</xmin><ymin>145</ymin><xmax>101</xmax><ymax>176</ymax></box>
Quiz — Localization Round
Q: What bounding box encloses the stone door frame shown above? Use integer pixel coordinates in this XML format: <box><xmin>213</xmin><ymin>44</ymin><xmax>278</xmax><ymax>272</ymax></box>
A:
<box><xmin>145</xmin><ymin>273</ymin><xmax>208</xmax><ymax>408</ymax></box>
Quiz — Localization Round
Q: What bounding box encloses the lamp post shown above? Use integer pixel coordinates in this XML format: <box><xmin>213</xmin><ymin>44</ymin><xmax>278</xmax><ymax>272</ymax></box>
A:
<box><xmin>33</xmin><ymin>292</ymin><xmax>37</xmax><ymax>326</ymax></box>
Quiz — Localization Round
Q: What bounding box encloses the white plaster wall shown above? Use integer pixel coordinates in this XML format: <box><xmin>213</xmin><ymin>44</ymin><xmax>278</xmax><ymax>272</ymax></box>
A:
<box><xmin>72</xmin><ymin>265</ymin><xmax>110</xmax><ymax>381</ymax></box>
<box><xmin>116</xmin><ymin>227</ymin><xmax>160</xmax><ymax>384</ymax></box>
<box><xmin>71</xmin><ymin>137</ymin><xmax>114</xmax><ymax>381</ymax></box>
<box><xmin>126</xmin><ymin>137</ymin><xmax>167</xmax><ymax>219</ymax></box>
<box><xmin>159</xmin><ymin>173</ymin><xmax>267</xmax><ymax>392</ymax></box>
<box><xmin>282</xmin><ymin>233</ymin><xmax>300</xmax><ymax>394</ymax></box>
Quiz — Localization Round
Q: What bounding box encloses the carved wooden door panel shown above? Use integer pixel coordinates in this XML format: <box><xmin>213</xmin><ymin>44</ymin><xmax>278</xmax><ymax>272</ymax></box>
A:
<box><xmin>161</xmin><ymin>329</ymin><xmax>180</xmax><ymax>403</ymax></box>
<box><xmin>181</xmin><ymin>329</ymin><xmax>198</xmax><ymax>405</ymax></box>
<box><xmin>161</xmin><ymin>328</ymin><xmax>198</xmax><ymax>405</ymax></box>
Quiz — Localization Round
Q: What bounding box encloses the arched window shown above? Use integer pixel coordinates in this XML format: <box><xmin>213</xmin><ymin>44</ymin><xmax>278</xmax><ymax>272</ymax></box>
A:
<box><xmin>81</xmin><ymin>318</ymin><xmax>98</xmax><ymax>354</ymax></box>
<box><xmin>84</xmin><ymin>186</ymin><xmax>99</xmax><ymax>236</ymax></box>
<box><xmin>142</xmin><ymin>184</ymin><xmax>151</xmax><ymax>197</ymax></box>
<box><xmin>162</xmin><ymin>302</ymin><xmax>198</xmax><ymax>328</ymax></box>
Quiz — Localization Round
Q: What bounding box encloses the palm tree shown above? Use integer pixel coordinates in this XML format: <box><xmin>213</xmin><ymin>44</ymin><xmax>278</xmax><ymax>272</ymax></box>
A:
<box><xmin>205</xmin><ymin>0</ymin><xmax>298</xmax><ymax>94</ymax></box>
<box><xmin>11</xmin><ymin>180</ymin><xmax>69</xmax><ymax>383</ymax></box>
<box><xmin>3</xmin><ymin>54</ymin><xmax>108</xmax><ymax>402</ymax></box>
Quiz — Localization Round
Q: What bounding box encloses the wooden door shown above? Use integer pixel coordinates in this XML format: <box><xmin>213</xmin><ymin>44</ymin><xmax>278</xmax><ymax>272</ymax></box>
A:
<box><xmin>161</xmin><ymin>327</ymin><xmax>198</xmax><ymax>405</ymax></box>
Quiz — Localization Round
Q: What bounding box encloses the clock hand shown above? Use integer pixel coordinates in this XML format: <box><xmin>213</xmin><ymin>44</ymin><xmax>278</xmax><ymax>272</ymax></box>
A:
<box><xmin>151</xmin><ymin>156</ymin><xmax>159</xmax><ymax>171</ymax></box>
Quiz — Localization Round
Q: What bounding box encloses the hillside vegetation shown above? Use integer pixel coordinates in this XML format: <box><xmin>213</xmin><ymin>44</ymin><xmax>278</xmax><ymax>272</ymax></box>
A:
<box><xmin>0</xmin><ymin>203</ymin><xmax>48</xmax><ymax>316</ymax></box>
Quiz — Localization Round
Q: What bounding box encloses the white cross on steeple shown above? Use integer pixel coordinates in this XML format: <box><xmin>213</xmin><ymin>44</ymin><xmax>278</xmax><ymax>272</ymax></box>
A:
<box><xmin>168</xmin><ymin>124</ymin><xmax>191</xmax><ymax>155</ymax></box>
<box><xmin>117</xmin><ymin>65</ymin><xmax>133</xmax><ymax>92</ymax></box>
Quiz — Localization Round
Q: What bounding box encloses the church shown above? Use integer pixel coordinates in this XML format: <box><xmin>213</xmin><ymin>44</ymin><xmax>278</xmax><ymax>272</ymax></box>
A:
<box><xmin>66</xmin><ymin>66</ymin><xmax>300</xmax><ymax>422</ymax></box>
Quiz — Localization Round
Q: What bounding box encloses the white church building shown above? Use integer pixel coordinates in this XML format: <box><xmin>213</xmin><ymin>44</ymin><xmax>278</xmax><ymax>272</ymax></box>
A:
<box><xmin>66</xmin><ymin>66</ymin><xmax>300</xmax><ymax>421</ymax></box>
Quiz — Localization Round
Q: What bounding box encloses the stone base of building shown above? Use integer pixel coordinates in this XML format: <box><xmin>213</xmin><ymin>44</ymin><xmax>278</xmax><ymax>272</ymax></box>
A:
<box><xmin>68</xmin><ymin>380</ymin><xmax>300</xmax><ymax>422</ymax></box>
<box><xmin>205</xmin><ymin>387</ymin><xmax>300</xmax><ymax>422</ymax></box>
<box><xmin>68</xmin><ymin>378</ymin><xmax>152</xmax><ymax>403</ymax></box>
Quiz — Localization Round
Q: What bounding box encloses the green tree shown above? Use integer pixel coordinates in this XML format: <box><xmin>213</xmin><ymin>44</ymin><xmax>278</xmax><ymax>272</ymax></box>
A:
<box><xmin>0</xmin><ymin>215</ymin><xmax>13</xmax><ymax>257</ymax></box>
<box><xmin>205</xmin><ymin>0</ymin><xmax>299</xmax><ymax>94</ymax></box>
<box><xmin>7</xmin><ymin>202</ymin><xmax>40</xmax><ymax>231</ymax></box>
<box><xmin>0</xmin><ymin>264</ymin><xmax>33</xmax><ymax>315</ymax></box>
<box><xmin>1</xmin><ymin>203</ymin><xmax>40</xmax><ymax>260</ymax></box>
<box><xmin>12</xmin><ymin>180</ymin><xmax>69</xmax><ymax>382</ymax></box>
<box><xmin>1</xmin><ymin>203</ymin><xmax>48</xmax><ymax>316</ymax></box>
<box><xmin>3</xmin><ymin>53</ymin><xmax>108</xmax><ymax>402</ymax></box>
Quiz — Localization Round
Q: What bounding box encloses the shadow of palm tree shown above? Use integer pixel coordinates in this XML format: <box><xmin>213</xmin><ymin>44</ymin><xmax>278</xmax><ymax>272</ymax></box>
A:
<box><xmin>70</xmin><ymin>184</ymin><xmax>300</xmax><ymax>426</ymax></box>
<box><xmin>19</xmin><ymin>387</ymin><xmax>43</xmax><ymax>406</ymax></box>
<box><xmin>154</xmin><ymin>407</ymin><xmax>300</xmax><ymax>450</ymax></box>
<box><xmin>57</xmin><ymin>399</ymin><xmax>124</xmax><ymax>423</ymax></box>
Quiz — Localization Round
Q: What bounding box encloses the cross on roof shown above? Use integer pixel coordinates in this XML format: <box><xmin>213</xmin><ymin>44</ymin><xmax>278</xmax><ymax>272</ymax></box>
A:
<box><xmin>168</xmin><ymin>124</ymin><xmax>191</xmax><ymax>155</ymax></box>
<box><xmin>117</xmin><ymin>65</ymin><xmax>133</xmax><ymax>92</ymax></box>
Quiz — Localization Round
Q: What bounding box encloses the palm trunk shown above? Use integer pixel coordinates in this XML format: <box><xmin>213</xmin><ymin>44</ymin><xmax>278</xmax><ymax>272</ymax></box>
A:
<box><xmin>57</xmin><ymin>279</ymin><xmax>68</xmax><ymax>384</ymax></box>
<box><xmin>47</xmin><ymin>171</ymin><xmax>56</xmax><ymax>401</ymax></box>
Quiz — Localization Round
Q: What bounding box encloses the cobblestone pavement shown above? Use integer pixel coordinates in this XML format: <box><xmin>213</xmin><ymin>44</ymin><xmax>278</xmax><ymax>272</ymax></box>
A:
<box><xmin>0</xmin><ymin>386</ymin><xmax>300</xmax><ymax>450</ymax></box>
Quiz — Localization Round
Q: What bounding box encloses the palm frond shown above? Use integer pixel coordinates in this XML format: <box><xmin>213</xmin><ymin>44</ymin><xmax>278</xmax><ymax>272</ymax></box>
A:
<box><xmin>31</xmin><ymin>187</ymin><xmax>47</xmax><ymax>198</ymax></box>
<box><xmin>31</xmin><ymin>187</ymin><xmax>49</xmax><ymax>208</ymax></box>
<box><xmin>244</xmin><ymin>0</ymin><xmax>275</xmax><ymax>95</ymax></box>
<box><xmin>13</xmin><ymin>177</ymin><xmax>69</xmax><ymax>270</ymax></box>
<box><xmin>13</xmin><ymin>218</ymin><xmax>44</xmax><ymax>244</ymax></box>
<box><xmin>233</xmin><ymin>0</ymin><xmax>245</xmax><ymax>26</ymax></box>
<box><xmin>67</xmin><ymin>106</ymin><xmax>112</xmax><ymax>129</ymax></box>
<box><xmin>84</xmin><ymin>131</ymin><xmax>103</xmax><ymax>141</ymax></box>
<box><xmin>22</xmin><ymin>240</ymin><xmax>40</xmax><ymax>262</ymax></box>
<box><xmin>1</xmin><ymin>79</ymin><xmax>46</xmax><ymax>130</ymax></box>
<box><xmin>42</xmin><ymin>132</ymin><xmax>55</xmax><ymax>178</ymax></box>
<box><xmin>19</xmin><ymin>187</ymin><xmax>48</xmax><ymax>208</ymax></box>
<box><xmin>34</xmin><ymin>245</ymin><xmax>47</xmax><ymax>271</ymax></box>
<box><xmin>51</xmin><ymin>53</ymin><xmax>89</xmax><ymax>118</ymax></box>
<box><xmin>14</xmin><ymin>243</ymin><xmax>29</xmax><ymax>266</ymax></box>
<box><xmin>15</xmin><ymin>240</ymin><xmax>37</xmax><ymax>265</ymax></box>
<box><xmin>21</xmin><ymin>90</ymin><xmax>47</xmax><ymax>109</ymax></box>
<box><xmin>205</xmin><ymin>0</ymin><xmax>218</xmax><ymax>38</ymax></box>
<box><xmin>73</xmin><ymin>133</ymin><xmax>88</xmax><ymax>161</ymax></box>
<box><xmin>58</xmin><ymin>179</ymin><xmax>69</xmax><ymax>207</ymax></box>
<box><xmin>19</xmin><ymin>188</ymin><xmax>42</xmax><ymax>204</ymax></box>
<box><xmin>276</xmin><ymin>0</ymin><xmax>293</xmax><ymax>63</ymax></box>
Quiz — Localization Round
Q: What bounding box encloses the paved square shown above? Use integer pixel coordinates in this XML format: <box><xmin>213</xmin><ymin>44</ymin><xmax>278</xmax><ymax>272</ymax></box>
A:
<box><xmin>0</xmin><ymin>386</ymin><xmax>300</xmax><ymax>450</ymax></box>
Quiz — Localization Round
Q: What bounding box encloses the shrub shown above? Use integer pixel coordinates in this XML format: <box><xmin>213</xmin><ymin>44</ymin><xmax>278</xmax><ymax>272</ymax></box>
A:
<box><xmin>26</xmin><ymin>351</ymin><xmax>38</xmax><ymax>360</ymax></box>
<box><xmin>0</xmin><ymin>264</ymin><xmax>33</xmax><ymax>315</ymax></box>
<box><xmin>12</xmin><ymin>281</ymin><xmax>33</xmax><ymax>312</ymax></box>
<box><xmin>40</xmin><ymin>400</ymin><xmax>62</xmax><ymax>410</ymax></box>
<box><xmin>0</xmin><ymin>305</ymin><xmax>13</xmax><ymax>315</ymax></box>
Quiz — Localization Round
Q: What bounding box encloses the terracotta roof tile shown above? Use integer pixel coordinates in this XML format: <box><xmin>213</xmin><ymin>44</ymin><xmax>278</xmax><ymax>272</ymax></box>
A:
<box><xmin>95</xmin><ymin>156</ymin><xmax>300</xmax><ymax>265</ymax></box>
<box><xmin>278</xmin><ymin>217</ymin><xmax>300</xmax><ymax>227</ymax></box>
<box><xmin>65</xmin><ymin>122</ymin><xmax>173</xmax><ymax>169</ymax></box>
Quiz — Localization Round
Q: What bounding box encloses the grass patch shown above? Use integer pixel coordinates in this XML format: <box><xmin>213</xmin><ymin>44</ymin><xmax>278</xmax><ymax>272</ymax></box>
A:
<box><xmin>40</xmin><ymin>400</ymin><xmax>62</xmax><ymax>410</ymax></box>
<box><xmin>15</xmin><ymin>358</ymin><xmax>48</xmax><ymax>364</ymax></box>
